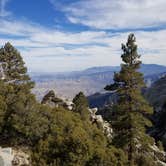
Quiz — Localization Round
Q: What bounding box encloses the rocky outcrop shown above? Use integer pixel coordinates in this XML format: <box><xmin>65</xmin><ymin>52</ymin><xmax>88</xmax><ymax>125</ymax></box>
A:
<box><xmin>0</xmin><ymin>147</ymin><xmax>30</xmax><ymax>166</ymax></box>
<box><xmin>150</xmin><ymin>144</ymin><xmax>166</xmax><ymax>166</ymax></box>
<box><xmin>0</xmin><ymin>147</ymin><xmax>13</xmax><ymax>166</ymax></box>
<box><xmin>157</xmin><ymin>160</ymin><xmax>166</xmax><ymax>166</ymax></box>
<box><xmin>41</xmin><ymin>90</ymin><xmax>73</xmax><ymax>110</ymax></box>
<box><xmin>0</xmin><ymin>62</ymin><xmax>6</xmax><ymax>80</ymax></box>
<box><xmin>89</xmin><ymin>108</ymin><xmax>113</xmax><ymax>138</ymax></box>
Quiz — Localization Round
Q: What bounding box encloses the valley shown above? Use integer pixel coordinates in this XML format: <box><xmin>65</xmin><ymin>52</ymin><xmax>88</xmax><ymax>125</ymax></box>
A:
<box><xmin>32</xmin><ymin>64</ymin><xmax>166</xmax><ymax>100</ymax></box>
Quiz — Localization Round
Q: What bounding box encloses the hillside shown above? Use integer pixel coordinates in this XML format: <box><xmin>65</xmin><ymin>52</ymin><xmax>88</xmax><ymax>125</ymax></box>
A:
<box><xmin>144</xmin><ymin>75</ymin><xmax>166</xmax><ymax>148</ymax></box>
<box><xmin>145</xmin><ymin>75</ymin><xmax>166</xmax><ymax>110</ymax></box>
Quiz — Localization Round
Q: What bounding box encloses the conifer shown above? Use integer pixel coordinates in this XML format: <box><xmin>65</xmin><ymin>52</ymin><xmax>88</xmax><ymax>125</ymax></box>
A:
<box><xmin>0</xmin><ymin>42</ymin><xmax>34</xmax><ymax>88</ymax></box>
<box><xmin>105</xmin><ymin>34</ymin><xmax>155</xmax><ymax>165</ymax></box>
<box><xmin>73</xmin><ymin>92</ymin><xmax>89</xmax><ymax>120</ymax></box>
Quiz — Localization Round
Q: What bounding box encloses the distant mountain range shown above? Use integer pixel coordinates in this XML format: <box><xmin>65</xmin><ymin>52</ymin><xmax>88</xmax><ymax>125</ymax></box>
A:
<box><xmin>31</xmin><ymin>64</ymin><xmax>166</xmax><ymax>100</ymax></box>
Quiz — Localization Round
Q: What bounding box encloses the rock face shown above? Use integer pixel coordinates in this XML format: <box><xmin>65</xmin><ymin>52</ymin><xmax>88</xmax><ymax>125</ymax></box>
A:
<box><xmin>89</xmin><ymin>108</ymin><xmax>113</xmax><ymax>138</ymax></box>
<box><xmin>0</xmin><ymin>62</ymin><xmax>6</xmax><ymax>80</ymax></box>
<box><xmin>0</xmin><ymin>147</ymin><xmax>30</xmax><ymax>166</ymax></box>
<box><xmin>12</xmin><ymin>149</ymin><xmax>30</xmax><ymax>166</ymax></box>
<box><xmin>150</xmin><ymin>144</ymin><xmax>166</xmax><ymax>166</ymax></box>
<box><xmin>0</xmin><ymin>147</ymin><xmax>13</xmax><ymax>166</ymax></box>
<box><xmin>41</xmin><ymin>90</ymin><xmax>73</xmax><ymax>110</ymax></box>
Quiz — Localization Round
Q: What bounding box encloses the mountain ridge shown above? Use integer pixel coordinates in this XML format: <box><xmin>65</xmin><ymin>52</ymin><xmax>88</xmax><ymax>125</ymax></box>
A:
<box><xmin>32</xmin><ymin>64</ymin><xmax>166</xmax><ymax>100</ymax></box>
<box><xmin>30</xmin><ymin>64</ymin><xmax>166</xmax><ymax>80</ymax></box>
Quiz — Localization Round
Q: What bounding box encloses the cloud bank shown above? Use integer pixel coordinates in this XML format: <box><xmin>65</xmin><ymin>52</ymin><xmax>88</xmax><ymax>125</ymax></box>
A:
<box><xmin>0</xmin><ymin>0</ymin><xmax>165</xmax><ymax>72</ymax></box>
<box><xmin>59</xmin><ymin>0</ymin><xmax>166</xmax><ymax>30</ymax></box>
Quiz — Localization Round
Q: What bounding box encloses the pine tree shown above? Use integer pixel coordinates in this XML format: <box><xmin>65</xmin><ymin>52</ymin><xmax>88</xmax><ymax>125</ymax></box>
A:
<box><xmin>0</xmin><ymin>42</ymin><xmax>33</xmax><ymax>88</ymax></box>
<box><xmin>105</xmin><ymin>34</ymin><xmax>155</xmax><ymax>165</ymax></box>
<box><xmin>0</xmin><ymin>43</ymin><xmax>35</xmax><ymax>139</ymax></box>
<box><xmin>72</xmin><ymin>92</ymin><xmax>89</xmax><ymax>120</ymax></box>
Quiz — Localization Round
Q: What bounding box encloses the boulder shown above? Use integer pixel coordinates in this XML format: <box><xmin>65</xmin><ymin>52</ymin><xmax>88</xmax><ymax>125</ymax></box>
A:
<box><xmin>0</xmin><ymin>147</ymin><xmax>30</xmax><ymax>166</ymax></box>
<box><xmin>41</xmin><ymin>90</ymin><xmax>74</xmax><ymax>110</ymax></box>
<box><xmin>89</xmin><ymin>107</ymin><xmax>113</xmax><ymax>138</ymax></box>
<box><xmin>0</xmin><ymin>147</ymin><xmax>13</xmax><ymax>166</ymax></box>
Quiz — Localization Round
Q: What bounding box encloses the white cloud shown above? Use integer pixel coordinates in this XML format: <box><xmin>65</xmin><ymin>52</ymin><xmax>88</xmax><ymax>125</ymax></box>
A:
<box><xmin>0</xmin><ymin>19</ymin><xmax>47</xmax><ymax>37</ymax></box>
<box><xmin>21</xmin><ymin>29</ymin><xmax>166</xmax><ymax>72</ymax></box>
<box><xmin>0</xmin><ymin>0</ymin><xmax>165</xmax><ymax>72</ymax></box>
<box><xmin>30</xmin><ymin>30</ymin><xmax>107</xmax><ymax>45</ymax></box>
<box><xmin>0</xmin><ymin>0</ymin><xmax>10</xmax><ymax>17</ymax></box>
<box><xmin>0</xmin><ymin>18</ymin><xmax>166</xmax><ymax>72</ymax></box>
<box><xmin>0</xmin><ymin>19</ymin><xmax>109</xmax><ymax>46</ymax></box>
<box><xmin>22</xmin><ymin>45</ymin><xmax>121</xmax><ymax>72</ymax></box>
<box><xmin>56</xmin><ymin>0</ymin><xmax>166</xmax><ymax>30</ymax></box>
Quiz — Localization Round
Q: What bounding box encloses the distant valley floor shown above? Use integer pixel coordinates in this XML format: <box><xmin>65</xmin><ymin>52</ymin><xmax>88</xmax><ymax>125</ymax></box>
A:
<box><xmin>31</xmin><ymin>64</ymin><xmax>166</xmax><ymax>101</ymax></box>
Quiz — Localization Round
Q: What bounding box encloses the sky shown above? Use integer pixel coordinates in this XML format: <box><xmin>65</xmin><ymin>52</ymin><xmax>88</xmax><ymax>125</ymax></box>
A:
<box><xmin>0</xmin><ymin>0</ymin><xmax>166</xmax><ymax>72</ymax></box>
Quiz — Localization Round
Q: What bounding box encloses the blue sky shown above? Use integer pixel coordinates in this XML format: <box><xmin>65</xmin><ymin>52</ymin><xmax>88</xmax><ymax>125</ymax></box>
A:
<box><xmin>0</xmin><ymin>0</ymin><xmax>166</xmax><ymax>72</ymax></box>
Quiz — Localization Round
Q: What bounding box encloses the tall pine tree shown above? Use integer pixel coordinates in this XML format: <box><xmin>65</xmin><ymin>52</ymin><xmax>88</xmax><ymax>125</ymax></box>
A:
<box><xmin>105</xmin><ymin>34</ymin><xmax>156</xmax><ymax>165</ymax></box>
<box><xmin>0</xmin><ymin>43</ymin><xmax>35</xmax><ymax>139</ymax></box>
<box><xmin>0</xmin><ymin>42</ymin><xmax>33</xmax><ymax>88</ymax></box>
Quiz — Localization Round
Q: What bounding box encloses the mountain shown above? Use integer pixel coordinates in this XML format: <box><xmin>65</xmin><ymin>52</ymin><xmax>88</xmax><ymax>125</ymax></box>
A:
<box><xmin>144</xmin><ymin>75</ymin><xmax>166</xmax><ymax>148</ymax></box>
<box><xmin>31</xmin><ymin>64</ymin><xmax>166</xmax><ymax>100</ymax></box>
<box><xmin>145</xmin><ymin>74</ymin><xmax>166</xmax><ymax>111</ymax></box>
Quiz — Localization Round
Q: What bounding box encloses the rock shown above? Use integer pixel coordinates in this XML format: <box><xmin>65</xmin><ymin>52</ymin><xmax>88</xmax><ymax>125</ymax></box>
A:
<box><xmin>0</xmin><ymin>147</ymin><xmax>30</xmax><ymax>166</ymax></box>
<box><xmin>89</xmin><ymin>107</ymin><xmax>113</xmax><ymax>138</ymax></box>
<box><xmin>157</xmin><ymin>160</ymin><xmax>166</xmax><ymax>166</ymax></box>
<box><xmin>12</xmin><ymin>149</ymin><xmax>30</xmax><ymax>166</ymax></box>
<box><xmin>0</xmin><ymin>62</ymin><xmax>6</xmax><ymax>80</ymax></box>
<box><xmin>149</xmin><ymin>144</ymin><xmax>166</xmax><ymax>165</ymax></box>
<box><xmin>41</xmin><ymin>90</ymin><xmax>74</xmax><ymax>110</ymax></box>
<box><xmin>103</xmin><ymin>121</ymin><xmax>113</xmax><ymax>138</ymax></box>
<box><xmin>41</xmin><ymin>90</ymin><xmax>63</xmax><ymax>106</ymax></box>
<box><xmin>64</xmin><ymin>100</ymin><xmax>73</xmax><ymax>110</ymax></box>
<box><xmin>0</xmin><ymin>147</ymin><xmax>13</xmax><ymax>166</ymax></box>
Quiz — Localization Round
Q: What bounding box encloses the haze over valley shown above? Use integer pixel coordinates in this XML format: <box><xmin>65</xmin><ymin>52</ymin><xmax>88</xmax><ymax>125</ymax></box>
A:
<box><xmin>32</xmin><ymin>64</ymin><xmax>166</xmax><ymax>100</ymax></box>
